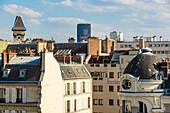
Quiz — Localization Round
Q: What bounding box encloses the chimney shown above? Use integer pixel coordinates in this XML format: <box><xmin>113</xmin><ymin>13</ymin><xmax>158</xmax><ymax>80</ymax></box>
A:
<box><xmin>139</xmin><ymin>37</ymin><xmax>145</xmax><ymax>49</ymax></box>
<box><xmin>40</xmin><ymin>52</ymin><xmax>45</xmax><ymax>72</ymax></box>
<box><xmin>160</xmin><ymin>36</ymin><xmax>162</xmax><ymax>41</ymax></box>
<box><xmin>1</xmin><ymin>51</ymin><xmax>7</xmax><ymax>68</ymax></box>
<box><xmin>153</xmin><ymin>35</ymin><xmax>157</xmax><ymax>42</ymax></box>
<box><xmin>68</xmin><ymin>37</ymin><xmax>75</xmax><ymax>43</ymax></box>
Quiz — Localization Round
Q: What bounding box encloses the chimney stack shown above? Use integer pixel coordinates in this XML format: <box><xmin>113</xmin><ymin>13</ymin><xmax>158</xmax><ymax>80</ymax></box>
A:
<box><xmin>1</xmin><ymin>51</ymin><xmax>7</xmax><ymax>68</ymax></box>
<box><xmin>139</xmin><ymin>37</ymin><xmax>145</xmax><ymax>49</ymax></box>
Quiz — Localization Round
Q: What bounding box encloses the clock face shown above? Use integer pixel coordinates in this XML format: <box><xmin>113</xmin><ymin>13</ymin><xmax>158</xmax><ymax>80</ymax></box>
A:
<box><xmin>122</xmin><ymin>79</ymin><xmax>131</xmax><ymax>90</ymax></box>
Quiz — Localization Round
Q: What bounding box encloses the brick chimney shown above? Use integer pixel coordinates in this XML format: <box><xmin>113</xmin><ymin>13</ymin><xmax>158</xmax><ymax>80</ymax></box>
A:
<box><xmin>1</xmin><ymin>51</ymin><xmax>7</xmax><ymax>68</ymax></box>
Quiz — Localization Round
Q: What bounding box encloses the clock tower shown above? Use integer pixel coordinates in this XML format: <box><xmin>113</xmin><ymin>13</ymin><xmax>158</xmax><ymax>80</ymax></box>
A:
<box><xmin>12</xmin><ymin>16</ymin><xmax>26</xmax><ymax>43</ymax></box>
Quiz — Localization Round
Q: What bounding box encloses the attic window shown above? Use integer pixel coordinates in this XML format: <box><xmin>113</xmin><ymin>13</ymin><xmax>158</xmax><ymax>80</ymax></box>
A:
<box><xmin>67</xmin><ymin>69</ymin><xmax>72</xmax><ymax>74</ymax></box>
<box><xmin>2</xmin><ymin>69</ymin><xmax>10</xmax><ymax>78</ymax></box>
<box><xmin>61</xmin><ymin>70</ymin><xmax>65</xmax><ymax>74</ymax></box>
<box><xmin>82</xmin><ymin>68</ymin><xmax>86</xmax><ymax>73</ymax></box>
<box><xmin>76</xmin><ymin>69</ymin><xmax>81</xmax><ymax>74</ymax></box>
<box><xmin>19</xmin><ymin>69</ymin><xmax>27</xmax><ymax>78</ymax></box>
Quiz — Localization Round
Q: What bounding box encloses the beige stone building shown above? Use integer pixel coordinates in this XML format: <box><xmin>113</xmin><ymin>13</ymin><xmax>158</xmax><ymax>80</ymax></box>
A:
<box><xmin>119</xmin><ymin>48</ymin><xmax>170</xmax><ymax>113</ymax></box>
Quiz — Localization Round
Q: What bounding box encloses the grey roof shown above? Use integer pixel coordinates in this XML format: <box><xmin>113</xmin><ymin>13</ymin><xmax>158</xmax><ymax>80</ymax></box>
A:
<box><xmin>124</xmin><ymin>48</ymin><xmax>158</xmax><ymax>79</ymax></box>
<box><xmin>7</xmin><ymin>43</ymin><xmax>37</xmax><ymax>54</ymax></box>
<box><xmin>60</xmin><ymin>64</ymin><xmax>90</xmax><ymax>80</ymax></box>
<box><xmin>12</xmin><ymin>16</ymin><xmax>26</xmax><ymax>31</ymax></box>
<box><xmin>0</xmin><ymin>56</ymin><xmax>41</xmax><ymax>82</ymax></box>
<box><xmin>8</xmin><ymin>56</ymin><xmax>40</xmax><ymax>65</ymax></box>
<box><xmin>54</xmin><ymin>43</ymin><xmax>87</xmax><ymax>55</ymax></box>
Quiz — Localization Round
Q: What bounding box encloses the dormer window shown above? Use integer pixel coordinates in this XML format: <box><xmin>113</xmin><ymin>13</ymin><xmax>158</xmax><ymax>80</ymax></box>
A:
<box><xmin>19</xmin><ymin>69</ymin><xmax>27</xmax><ymax>78</ymax></box>
<box><xmin>2</xmin><ymin>69</ymin><xmax>10</xmax><ymax>78</ymax></box>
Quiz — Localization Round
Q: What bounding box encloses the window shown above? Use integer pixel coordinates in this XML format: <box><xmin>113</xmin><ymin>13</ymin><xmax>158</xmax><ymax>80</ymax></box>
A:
<box><xmin>0</xmin><ymin>88</ymin><xmax>6</xmax><ymax>102</ymax></box>
<box><xmin>109</xmin><ymin>72</ymin><xmax>114</xmax><ymax>78</ymax></box>
<box><xmin>93</xmin><ymin>85</ymin><xmax>98</xmax><ymax>92</ymax></box>
<box><xmin>93</xmin><ymin>99</ymin><xmax>98</xmax><ymax>105</ymax></box>
<box><xmin>111</xmin><ymin>64</ymin><xmax>116</xmax><ymax>67</ymax></box>
<box><xmin>0</xmin><ymin>110</ymin><xmax>5</xmax><ymax>113</ymax></box>
<box><xmin>99</xmin><ymin>74</ymin><xmax>103</xmax><ymax>80</ymax></box>
<box><xmin>117</xmin><ymin>86</ymin><xmax>120</xmax><ymax>92</ymax></box>
<box><xmin>67</xmin><ymin>69</ymin><xmax>72</xmax><ymax>74</ymax></box>
<box><xmin>73</xmin><ymin>82</ymin><xmax>76</xmax><ymax>94</ymax></box>
<box><xmin>74</xmin><ymin>99</ymin><xmax>77</xmax><ymax>111</ymax></box>
<box><xmin>165</xmin><ymin>44</ymin><xmax>169</xmax><ymax>47</ymax></box>
<box><xmin>121</xmin><ymin>58</ymin><xmax>124</xmax><ymax>64</ymax></box>
<box><xmin>99</xmin><ymin>86</ymin><xmax>103</xmax><ymax>92</ymax></box>
<box><xmin>16</xmin><ymin>111</ymin><xmax>22</xmax><ymax>113</ymax></box>
<box><xmin>82</xmin><ymin>82</ymin><xmax>85</xmax><ymax>93</ymax></box>
<box><xmin>67</xmin><ymin>100</ymin><xmax>70</xmax><ymax>112</ymax></box>
<box><xmin>148</xmin><ymin>44</ymin><xmax>152</xmax><ymax>47</ymax></box>
<box><xmin>118</xmin><ymin>72</ymin><xmax>122</xmax><ymax>79</ymax></box>
<box><xmin>67</xmin><ymin>83</ymin><xmax>70</xmax><ymax>95</ymax></box>
<box><xmin>117</xmin><ymin>99</ymin><xmax>120</xmax><ymax>106</ymax></box>
<box><xmin>139</xmin><ymin>101</ymin><xmax>147</xmax><ymax>113</ymax></box>
<box><xmin>136</xmin><ymin>44</ymin><xmax>139</xmax><ymax>47</ymax></box>
<box><xmin>61</xmin><ymin>70</ymin><xmax>65</xmax><ymax>74</ymax></box>
<box><xmin>99</xmin><ymin>99</ymin><xmax>103</xmax><ymax>105</ymax></box>
<box><xmin>88</xmin><ymin>97</ymin><xmax>90</xmax><ymax>108</ymax></box>
<box><xmin>120</xmin><ymin>45</ymin><xmax>123</xmax><ymax>48</ymax></box>
<box><xmin>2</xmin><ymin>69</ymin><xmax>10</xmax><ymax>78</ymax></box>
<box><xmin>109</xmin><ymin>99</ymin><xmax>114</xmax><ymax>105</ymax></box>
<box><xmin>76</xmin><ymin>69</ymin><xmax>81</xmax><ymax>74</ymax></box>
<box><xmin>109</xmin><ymin>86</ymin><xmax>114</xmax><ymax>92</ymax></box>
<box><xmin>16</xmin><ymin>88</ymin><xmax>22</xmax><ymax>103</ymax></box>
<box><xmin>19</xmin><ymin>69</ymin><xmax>27</xmax><ymax>78</ymax></box>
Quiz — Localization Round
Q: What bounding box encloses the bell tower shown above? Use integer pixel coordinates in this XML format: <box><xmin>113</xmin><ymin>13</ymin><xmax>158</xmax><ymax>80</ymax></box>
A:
<box><xmin>12</xmin><ymin>16</ymin><xmax>26</xmax><ymax>43</ymax></box>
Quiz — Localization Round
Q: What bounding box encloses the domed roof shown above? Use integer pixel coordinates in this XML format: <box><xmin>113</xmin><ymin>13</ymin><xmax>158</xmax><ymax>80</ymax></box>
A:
<box><xmin>124</xmin><ymin>48</ymin><xmax>158</xmax><ymax>79</ymax></box>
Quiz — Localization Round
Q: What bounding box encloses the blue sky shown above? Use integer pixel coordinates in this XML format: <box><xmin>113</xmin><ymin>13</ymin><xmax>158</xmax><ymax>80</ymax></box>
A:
<box><xmin>0</xmin><ymin>0</ymin><xmax>170</xmax><ymax>42</ymax></box>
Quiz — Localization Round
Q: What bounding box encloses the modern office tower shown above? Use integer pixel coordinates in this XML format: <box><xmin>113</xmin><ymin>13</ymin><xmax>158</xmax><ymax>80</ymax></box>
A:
<box><xmin>77</xmin><ymin>24</ymin><xmax>91</xmax><ymax>42</ymax></box>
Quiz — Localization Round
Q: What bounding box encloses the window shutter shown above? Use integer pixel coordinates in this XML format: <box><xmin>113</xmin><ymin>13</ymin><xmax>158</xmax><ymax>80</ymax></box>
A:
<box><xmin>12</xmin><ymin>88</ymin><xmax>16</xmax><ymax>103</ymax></box>
<box><xmin>6</xmin><ymin>88</ymin><xmax>9</xmax><ymax>103</ymax></box>
<box><xmin>5</xmin><ymin>110</ymin><xmax>9</xmax><ymax>113</ymax></box>
<box><xmin>22</xmin><ymin>88</ymin><xmax>26</xmax><ymax>103</ymax></box>
<box><xmin>22</xmin><ymin>111</ymin><xmax>26</xmax><ymax>113</ymax></box>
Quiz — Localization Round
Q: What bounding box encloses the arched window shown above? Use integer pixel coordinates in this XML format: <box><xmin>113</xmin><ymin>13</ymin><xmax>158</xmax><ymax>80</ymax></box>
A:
<box><xmin>139</xmin><ymin>101</ymin><xmax>147</xmax><ymax>113</ymax></box>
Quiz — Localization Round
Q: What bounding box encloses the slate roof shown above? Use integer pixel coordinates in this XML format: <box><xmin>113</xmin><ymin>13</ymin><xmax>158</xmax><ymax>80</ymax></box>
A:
<box><xmin>54</xmin><ymin>43</ymin><xmax>87</xmax><ymax>55</ymax></box>
<box><xmin>60</xmin><ymin>64</ymin><xmax>90</xmax><ymax>80</ymax></box>
<box><xmin>124</xmin><ymin>48</ymin><xmax>158</xmax><ymax>79</ymax></box>
<box><xmin>6</xmin><ymin>43</ymin><xmax>37</xmax><ymax>54</ymax></box>
<box><xmin>0</xmin><ymin>56</ymin><xmax>41</xmax><ymax>82</ymax></box>
<box><xmin>12</xmin><ymin>16</ymin><xmax>26</xmax><ymax>31</ymax></box>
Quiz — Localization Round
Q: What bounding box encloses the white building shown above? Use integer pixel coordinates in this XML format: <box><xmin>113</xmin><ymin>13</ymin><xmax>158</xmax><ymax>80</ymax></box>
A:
<box><xmin>119</xmin><ymin>48</ymin><xmax>170</xmax><ymax>113</ymax></box>
<box><xmin>60</xmin><ymin>64</ymin><xmax>92</xmax><ymax>113</ymax></box>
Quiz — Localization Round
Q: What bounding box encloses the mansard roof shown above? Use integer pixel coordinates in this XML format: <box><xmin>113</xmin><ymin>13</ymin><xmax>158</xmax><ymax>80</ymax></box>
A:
<box><xmin>0</xmin><ymin>56</ymin><xmax>41</xmax><ymax>82</ymax></box>
<box><xmin>54</xmin><ymin>43</ymin><xmax>87</xmax><ymax>55</ymax></box>
<box><xmin>12</xmin><ymin>16</ymin><xmax>26</xmax><ymax>31</ymax></box>
<box><xmin>60</xmin><ymin>64</ymin><xmax>91</xmax><ymax>80</ymax></box>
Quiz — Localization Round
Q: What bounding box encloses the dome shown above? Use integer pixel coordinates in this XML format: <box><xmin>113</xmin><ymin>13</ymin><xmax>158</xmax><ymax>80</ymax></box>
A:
<box><xmin>124</xmin><ymin>48</ymin><xmax>158</xmax><ymax>79</ymax></box>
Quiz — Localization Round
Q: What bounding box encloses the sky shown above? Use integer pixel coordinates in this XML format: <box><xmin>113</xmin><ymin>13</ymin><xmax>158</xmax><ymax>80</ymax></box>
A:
<box><xmin>0</xmin><ymin>0</ymin><xmax>170</xmax><ymax>42</ymax></box>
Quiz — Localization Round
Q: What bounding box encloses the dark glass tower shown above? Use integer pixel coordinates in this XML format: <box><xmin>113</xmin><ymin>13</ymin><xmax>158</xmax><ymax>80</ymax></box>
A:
<box><xmin>77</xmin><ymin>24</ymin><xmax>91</xmax><ymax>42</ymax></box>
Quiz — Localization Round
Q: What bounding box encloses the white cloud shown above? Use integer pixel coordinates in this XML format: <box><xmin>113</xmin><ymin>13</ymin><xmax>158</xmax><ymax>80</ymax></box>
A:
<box><xmin>42</xmin><ymin>0</ymin><xmax>120</xmax><ymax>13</ymax></box>
<box><xmin>3</xmin><ymin>4</ymin><xmax>43</xmax><ymax>18</ymax></box>
<box><xmin>27</xmin><ymin>19</ymin><xmax>41</xmax><ymax>25</ymax></box>
<box><xmin>47</xmin><ymin>17</ymin><xmax>89</xmax><ymax>25</ymax></box>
